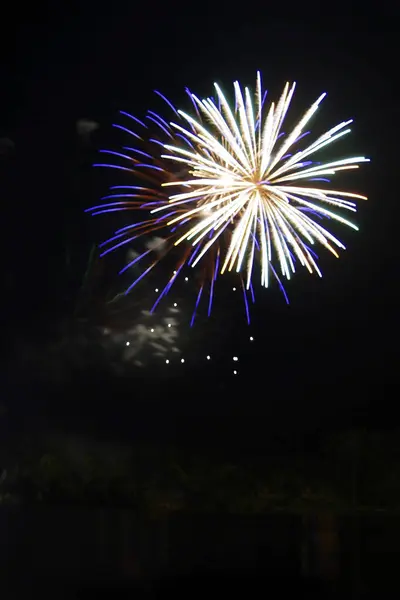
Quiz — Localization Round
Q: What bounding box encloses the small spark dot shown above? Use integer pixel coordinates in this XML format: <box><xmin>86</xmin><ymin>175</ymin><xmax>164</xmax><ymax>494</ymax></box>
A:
<box><xmin>233</xmin><ymin>370</ymin><xmax>238</xmax><ymax>375</ymax></box>
<box><xmin>206</xmin><ymin>355</ymin><xmax>211</xmax><ymax>360</ymax></box>
<box><xmin>185</xmin><ymin>277</ymin><xmax>188</xmax><ymax>281</ymax></box>
<box><xmin>232</xmin><ymin>287</ymin><xmax>236</xmax><ymax>291</ymax></box>
<box><xmin>233</xmin><ymin>356</ymin><xmax>238</xmax><ymax>361</ymax></box>
<box><xmin>168</xmin><ymin>323</ymin><xmax>172</xmax><ymax>328</ymax></box>
<box><xmin>250</xmin><ymin>336</ymin><xmax>254</xmax><ymax>341</ymax></box>
<box><xmin>125</xmin><ymin>341</ymin><xmax>130</xmax><ymax>346</ymax></box>
<box><xmin>181</xmin><ymin>358</ymin><xmax>185</xmax><ymax>363</ymax></box>
<box><xmin>155</xmin><ymin>288</ymin><xmax>159</xmax><ymax>292</ymax></box>
<box><xmin>173</xmin><ymin>303</ymin><xmax>177</xmax><ymax>307</ymax></box>
<box><xmin>150</xmin><ymin>328</ymin><xmax>154</xmax><ymax>332</ymax></box>
<box><xmin>165</xmin><ymin>359</ymin><xmax>169</xmax><ymax>364</ymax></box>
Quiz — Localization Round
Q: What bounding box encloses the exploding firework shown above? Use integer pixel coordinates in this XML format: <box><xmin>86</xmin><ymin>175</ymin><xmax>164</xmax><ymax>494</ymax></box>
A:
<box><xmin>87</xmin><ymin>73</ymin><xmax>369</xmax><ymax>324</ymax></box>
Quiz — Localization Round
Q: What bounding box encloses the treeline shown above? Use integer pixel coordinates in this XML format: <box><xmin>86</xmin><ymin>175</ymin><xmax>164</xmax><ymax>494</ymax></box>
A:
<box><xmin>1</xmin><ymin>429</ymin><xmax>400</xmax><ymax>513</ymax></box>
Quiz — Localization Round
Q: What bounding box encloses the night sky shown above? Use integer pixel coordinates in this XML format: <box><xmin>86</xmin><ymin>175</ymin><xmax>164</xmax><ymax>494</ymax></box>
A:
<box><xmin>1</xmin><ymin>5</ymin><xmax>397</xmax><ymax>444</ymax></box>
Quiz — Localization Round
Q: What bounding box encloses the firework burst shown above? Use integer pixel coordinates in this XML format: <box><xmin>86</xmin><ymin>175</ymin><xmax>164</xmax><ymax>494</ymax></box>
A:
<box><xmin>87</xmin><ymin>73</ymin><xmax>369</xmax><ymax>324</ymax></box>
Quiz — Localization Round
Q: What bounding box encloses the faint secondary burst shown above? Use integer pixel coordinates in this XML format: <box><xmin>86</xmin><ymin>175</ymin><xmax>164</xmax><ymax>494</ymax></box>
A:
<box><xmin>87</xmin><ymin>72</ymin><xmax>369</xmax><ymax>324</ymax></box>
<box><xmin>99</xmin><ymin>305</ymin><xmax>182</xmax><ymax>371</ymax></box>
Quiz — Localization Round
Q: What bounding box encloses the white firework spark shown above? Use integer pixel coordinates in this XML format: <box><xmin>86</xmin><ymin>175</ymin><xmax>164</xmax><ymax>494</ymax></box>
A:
<box><xmin>154</xmin><ymin>72</ymin><xmax>369</xmax><ymax>290</ymax></box>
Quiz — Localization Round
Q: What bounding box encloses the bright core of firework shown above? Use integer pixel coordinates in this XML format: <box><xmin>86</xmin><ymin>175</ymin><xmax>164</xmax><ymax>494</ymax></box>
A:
<box><xmin>153</xmin><ymin>72</ymin><xmax>369</xmax><ymax>289</ymax></box>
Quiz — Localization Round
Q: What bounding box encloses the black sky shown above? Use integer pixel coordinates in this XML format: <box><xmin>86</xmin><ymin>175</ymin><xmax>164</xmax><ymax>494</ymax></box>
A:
<box><xmin>1</xmin><ymin>3</ymin><xmax>398</xmax><ymax>438</ymax></box>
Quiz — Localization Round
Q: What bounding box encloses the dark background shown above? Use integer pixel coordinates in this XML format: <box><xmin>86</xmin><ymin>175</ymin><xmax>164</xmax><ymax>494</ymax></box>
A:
<box><xmin>1</xmin><ymin>4</ymin><xmax>398</xmax><ymax>448</ymax></box>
